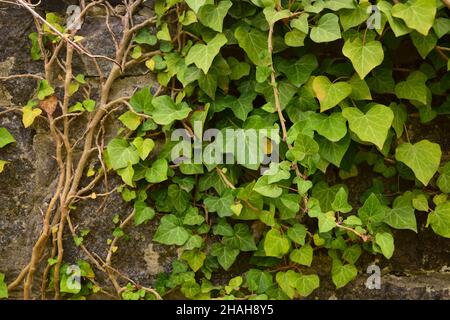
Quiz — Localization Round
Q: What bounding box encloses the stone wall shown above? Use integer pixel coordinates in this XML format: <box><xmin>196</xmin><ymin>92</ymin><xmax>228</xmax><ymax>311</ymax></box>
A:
<box><xmin>0</xmin><ymin>1</ymin><xmax>449</xmax><ymax>300</ymax></box>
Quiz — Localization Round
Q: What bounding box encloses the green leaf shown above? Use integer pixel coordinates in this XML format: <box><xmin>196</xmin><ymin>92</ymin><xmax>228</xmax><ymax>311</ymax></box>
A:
<box><xmin>264</xmin><ymin>228</ymin><xmax>290</xmax><ymax>258</ymax></box>
<box><xmin>390</xmin><ymin>103</ymin><xmax>407</xmax><ymax>138</ymax></box>
<box><xmin>295</xmin><ymin>274</ymin><xmax>320</xmax><ymax>297</ymax></box>
<box><xmin>342</xmin><ymin>104</ymin><xmax>394</xmax><ymax>150</ymax></box>
<box><xmin>331</xmin><ymin>262</ymin><xmax>357</xmax><ymax>289</ymax></box>
<box><xmin>290</xmin><ymin>134</ymin><xmax>319</xmax><ymax>161</ymax></box>
<box><xmin>246</xmin><ymin>269</ymin><xmax>273</xmax><ymax>294</ymax></box>
<box><xmin>275</xmin><ymin>270</ymin><xmax>299</xmax><ymax>299</ymax></box>
<box><xmin>289</xmin><ymin>244</ymin><xmax>313</xmax><ymax>266</ymax></box>
<box><xmin>358</xmin><ymin>193</ymin><xmax>385</xmax><ymax>225</ymax></box>
<box><xmin>276</xmin><ymin>54</ymin><xmax>318</xmax><ymax>88</ymax></box>
<box><xmin>263</xmin><ymin>7</ymin><xmax>291</xmax><ymax>25</ymax></box>
<box><xmin>22</xmin><ymin>104</ymin><xmax>42</xmax><ymax>128</ymax></box>
<box><xmin>211</xmin><ymin>243</ymin><xmax>239</xmax><ymax>270</ymax></box>
<box><xmin>134</xmin><ymin>28</ymin><xmax>157</xmax><ymax>45</ymax></box>
<box><xmin>132</xmin><ymin>137</ymin><xmax>154</xmax><ymax>161</ymax></box>
<box><xmin>316</xmin><ymin>134</ymin><xmax>351</xmax><ymax>167</ymax></box>
<box><xmin>224</xmin><ymin>224</ymin><xmax>257</xmax><ymax>251</ymax></box>
<box><xmin>0</xmin><ymin>128</ymin><xmax>15</xmax><ymax>148</ymax></box>
<box><xmin>150</xmin><ymin>95</ymin><xmax>191</xmax><ymax>125</ymax></box>
<box><xmin>153</xmin><ymin>214</ymin><xmax>190</xmax><ymax>246</ymax></box>
<box><xmin>342</xmin><ymin>37</ymin><xmax>384</xmax><ymax>79</ymax></box>
<box><xmin>437</xmin><ymin>162</ymin><xmax>450</xmax><ymax>194</ymax></box>
<box><xmin>37</xmin><ymin>80</ymin><xmax>54</xmax><ymax>100</ymax></box>
<box><xmin>185</xmin><ymin>0</ymin><xmax>209</xmax><ymax>13</ymax></box>
<box><xmin>332</xmin><ymin>187</ymin><xmax>352</xmax><ymax>213</ymax></box>
<box><xmin>378</xmin><ymin>1</ymin><xmax>411</xmax><ymax>37</ymax></box>
<box><xmin>0</xmin><ymin>273</ymin><xmax>7</xmax><ymax>299</ymax></box>
<box><xmin>312</xmin><ymin>76</ymin><xmax>352</xmax><ymax>112</ymax></box>
<box><xmin>349</xmin><ymin>74</ymin><xmax>372</xmax><ymax>100</ymax></box>
<box><xmin>117</xmin><ymin>162</ymin><xmax>134</xmax><ymax>186</ymax></box>
<box><xmin>395</xmin><ymin>140</ymin><xmax>441</xmax><ymax>186</ymax></box>
<box><xmin>197</xmin><ymin>0</ymin><xmax>232</xmax><ymax>32</ymax></box>
<box><xmin>339</xmin><ymin>2</ymin><xmax>370</xmax><ymax>31</ymax></box>
<box><xmin>410</xmin><ymin>31</ymin><xmax>437</xmax><ymax>59</ymax></box>
<box><xmin>235</xmin><ymin>26</ymin><xmax>270</xmax><ymax>66</ymax></box>
<box><xmin>290</xmin><ymin>13</ymin><xmax>309</xmax><ymax>33</ymax></box>
<box><xmin>394</xmin><ymin>71</ymin><xmax>428</xmax><ymax>105</ymax></box>
<box><xmin>391</xmin><ymin>0</ymin><xmax>436</xmax><ymax>35</ymax></box>
<box><xmin>253</xmin><ymin>175</ymin><xmax>283</xmax><ymax>198</ymax></box>
<box><xmin>412</xmin><ymin>193</ymin><xmax>429</xmax><ymax>212</ymax></box>
<box><xmin>324</xmin><ymin>0</ymin><xmax>355</xmax><ymax>11</ymax></box>
<box><xmin>145</xmin><ymin>159</ymin><xmax>168</xmax><ymax>183</ymax></box>
<box><xmin>312</xmin><ymin>112</ymin><xmax>347</xmax><ymax>142</ymax></box>
<box><xmin>119</xmin><ymin>111</ymin><xmax>141</xmax><ymax>130</ymax></box>
<box><xmin>181</xmin><ymin>250</ymin><xmax>206</xmax><ymax>272</ymax></box>
<box><xmin>375</xmin><ymin>232</ymin><xmax>394</xmax><ymax>259</ymax></box>
<box><xmin>106</xmin><ymin>138</ymin><xmax>140</xmax><ymax>170</ymax></box>
<box><xmin>130</xmin><ymin>87</ymin><xmax>153</xmax><ymax>114</ymax></box>
<box><xmin>204</xmin><ymin>192</ymin><xmax>234</xmax><ymax>217</ymax></box>
<box><xmin>185</xmin><ymin>33</ymin><xmax>227</xmax><ymax>74</ymax></box>
<box><xmin>384</xmin><ymin>193</ymin><xmax>417</xmax><ymax>232</ymax></box>
<box><xmin>318</xmin><ymin>211</ymin><xmax>336</xmax><ymax>233</ymax></box>
<box><xmin>310</xmin><ymin>13</ymin><xmax>341</xmax><ymax>43</ymax></box>
<box><xmin>284</xmin><ymin>30</ymin><xmax>306</xmax><ymax>47</ymax></box>
<box><xmin>134</xmin><ymin>200</ymin><xmax>155</xmax><ymax>225</ymax></box>
<box><xmin>286</xmin><ymin>223</ymin><xmax>307</xmax><ymax>245</ymax></box>
<box><xmin>428</xmin><ymin>202</ymin><xmax>450</xmax><ymax>238</ymax></box>
<box><xmin>342</xmin><ymin>245</ymin><xmax>362</xmax><ymax>264</ymax></box>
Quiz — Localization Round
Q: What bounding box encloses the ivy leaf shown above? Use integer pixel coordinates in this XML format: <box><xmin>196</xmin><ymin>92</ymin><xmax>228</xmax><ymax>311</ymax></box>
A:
<box><xmin>106</xmin><ymin>138</ymin><xmax>140</xmax><ymax>170</ymax></box>
<box><xmin>286</xmin><ymin>224</ymin><xmax>307</xmax><ymax>245</ymax></box>
<box><xmin>312</xmin><ymin>112</ymin><xmax>347</xmax><ymax>142</ymax></box>
<box><xmin>378</xmin><ymin>1</ymin><xmax>411</xmax><ymax>37</ymax></box>
<box><xmin>0</xmin><ymin>128</ymin><xmax>15</xmax><ymax>148</ymax></box>
<box><xmin>332</xmin><ymin>187</ymin><xmax>352</xmax><ymax>213</ymax></box>
<box><xmin>235</xmin><ymin>26</ymin><xmax>270</xmax><ymax>66</ymax></box>
<box><xmin>437</xmin><ymin>162</ymin><xmax>450</xmax><ymax>194</ymax></box>
<box><xmin>358</xmin><ymin>193</ymin><xmax>385</xmax><ymax>225</ymax></box>
<box><xmin>197</xmin><ymin>0</ymin><xmax>232</xmax><ymax>32</ymax></box>
<box><xmin>264</xmin><ymin>228</ymin><xmax>290</xmax><ymax>258</ymax></box>
<box><xmin>384</xmin><ymin>193</ymin><xmax>417</xmax><ymax>232</ymax></box>
<box><xmin>37</xmin><ymin>80</ymin><xmax>54</xmax><ymax>100</ymax></box>
<box><xmin>263</xmin><ymin>7</ymin><xmax>291</xmax><ymax>25</ymax></box>
<box><xmin>132</xmin><ymin>137</ymin><xmax>154</xmax><ymax>161</ymax></box>
<box><xmin>375</xmin><ymin>232</ymin><xmax>395</xmax><ymax>259</ymax></box>
<box><xmin>284</xmin><ymin>30</ymin><xmax>306</xmax><ymax>47</ymax></box>
<box><xmin>253</xmin><ymin>175</ymin><xmax>283</xmax><ymax>198</ymax></box>
<box><xmin>181</xmin><ymin>250</ymin><xmax>206</xmax><ymax>272</ymax></box>
<box><xmin>275</xmin><ymin>270</ymin><xmax>299</xmax><ymax>299</ymax></box>
<box><xmin>390</xmin><ymin>103</ymin><xmax>407</xmax><ymax>138</ymax></box>
<box><xmin>289</xmin><ymin>244</ymin><xmax>313</xmax><ymax>266</ymax></box>
<box><xmin>312</xmin><ymin>76</ymin><xmax>352</xmax><ymax>112</ymax></box>
<box><xmin>134</xmin><ymin>200</ymin><xmax>155</xmax><ymax>225</ymax></box>
<box><xmin>211</xmin><ymin>243</ymin><xmax>240</xmax><ymax>270</ymax></box>
<box><xmin>223</xmin><ymin>224</ymin><xmax>257</xmax><ymax>251</ymax></box>
<box><xmin>331</xmin><ymin>261</ymin><xmax>357</xmax><ymax>289</ymax></box>
<box><xmin>22</xmin><ymin>104</ymin><xmax>42</xmax><ymax>128</ymax></box>
<box><xmin>316</xmin><ymin>134</ymin><xmax>351</xmax><ymax>167</ymax></box>
<box><xmin>130</xmin><ymin>87</ymin><xmax>153</xmax><ymax>114</ymax></box>
<box><xmin>391</xmin><ymin>0</ymin><xmax>436</xmax><ymax>35</ymax></box>
<box><xmin>290</xmin><ymin>13</ymin><xmax>309</xmax><ymax>33</ymax></box>
<box><xmin>185</xmin><ymin>0</ymin><xmax>209</xmax><ymax>13</ymax></box>
<box><xmin>276</xmin><ymin>54</ymin><xmax>318</xmax><ymax>88</ymax></box>
<box><xmin>342</xmin><ymin>37</ymin><xmax>384</xmax><ymax>79</ymax></box>
<box><xmin>0</xmin><ymin>273</ymin><xmax>7</xmax><ymax>298</ymax></box>
<box><xmin>395</xmin><ymin>140</ymin><xmax>441</xmax><ymax>186</ymax></box>
<box><xmin>204</xmin><ymin>191</ymin><xmax>234</xmax><ymax>217</ymax></box>
<box><xmin>117</xmin><ymin>162</ymin><xmax>134</xmax><ymax>186</ymax></box>
<box><xmin>119</xmin><ymin>111</ymin><xmax>141</xmax><ymax>130</ymax></box>
<box><xmin>290</xmin><ymin>134</ymin><xmax>319</xmax><ymax>161</ymax></box>
<box><xmin>145</xmin><ymin>158</ymin><xmax>168</xmax><ymax>183</ymax></box>
<box><xmin>153</xmin><ymin>214</ymin><xmax>190</xmax><ymax>246</ymax></box>
<box><xmin>246</xmin><ymin>269</ymin><xmax>273</xmax><ymax>294</ymax></box>
<box><xmin>295</xmin><ymin>274</ymin><xmax>320</xmax><ymax>297</ymax></box>
<box><xmin>150</xmin><ymin>95</ymin><xmax>191</xmax><ymax>125</ymax></box>
<box><xmin>185</xmin><ymin>33</ymin><xmax>227</xmax><ymax>74</ymax></box>
<box><xmin>339</xmin><ymin>2</ymin><xmax>370</xmax><ymax>31</ymax></box>
<box><xmin>342</xmin><ymin>104</ymin><xmax>394</xmax><ymax>150</ymax></box>
<box><xmin>324</xmin><ymin>0</ymin><xmax>355</xmax><ymax>11</ymax></box>
<box><xmin>310</xmin><ymin>13</ymin><xmax>341</xmax><ymax>43</ymax></box>
<box><xmin>134</xmin><ymin>28</ymin><xmax>157</xmax><ymax>45</ymax></box>
<box><xmin>394</xmin><ymin>71</ymin><xmax>428</xmax><ymax>105</ymax></box>
<box><xmin>427</xmin><ymin>202</ymin><xmax>450</xmax><ymax>238</ymax></box>
<box><xmin>317</xmin><ymin>211</ymin><xmax>336</xmax><ymax>233</ymax></box>
<box><xmin>410</xmin><ymin>31</ymin><xmax>437</xmax><ymax>59</ymax></box>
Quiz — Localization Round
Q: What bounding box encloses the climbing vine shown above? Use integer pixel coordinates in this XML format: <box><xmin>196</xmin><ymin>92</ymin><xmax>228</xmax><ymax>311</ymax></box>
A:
<box><xmin>0</xmin><ymin>0</ymin><xmax>450</xmax><ymax>300</ymax></box>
